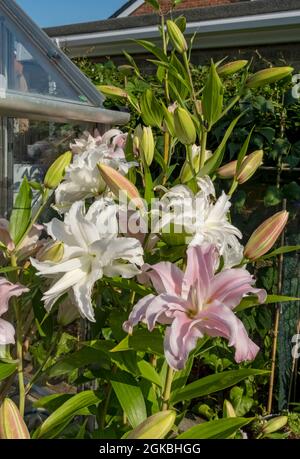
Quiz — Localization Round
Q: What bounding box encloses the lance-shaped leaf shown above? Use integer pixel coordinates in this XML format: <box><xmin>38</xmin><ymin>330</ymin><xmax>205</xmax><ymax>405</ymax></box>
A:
<box><xmin>235</xmin><ymin>294</ymin><xmax>300</xmax><ymax>312</ymax></box>
<box><xmin>9</xmin><ymin>177</ymin><xmax>32</xmax><ymax>245</ymax></box>
<box><xmin>177</xmin><ymin>417</ymin><xmax>253</xmax><ymax>439</ymax></box>
<box><xmin>202</xmin><ymin>61</ymin><xmax>224</xmax><ymax>130</ymax></box>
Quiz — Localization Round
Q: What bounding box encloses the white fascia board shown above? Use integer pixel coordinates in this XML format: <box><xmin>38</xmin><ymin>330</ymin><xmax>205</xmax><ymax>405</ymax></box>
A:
<box><xmin>55</xmin><ymin>10</ymin><xmax>300</xmax><ymax>56</ymax></box>
<box><xmin>116</xmin><ymin>0</ymin><xmax>145</xmax><ymax>17</ymax></box>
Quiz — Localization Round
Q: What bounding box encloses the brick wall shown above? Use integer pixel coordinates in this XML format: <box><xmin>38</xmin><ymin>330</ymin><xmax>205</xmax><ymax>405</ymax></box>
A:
<box><xmin>131</xmin><ymin>0</ymin><xmax>240</xmax><ymax>16</ymax></box>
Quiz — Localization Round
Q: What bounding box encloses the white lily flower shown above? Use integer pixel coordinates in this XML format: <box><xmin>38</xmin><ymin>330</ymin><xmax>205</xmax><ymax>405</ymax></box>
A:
<box><xmin>153</xmin><ymin>176</ymin><xmax>243</xmax><ymax>268</ymax></box>
<box><xmin>31</xmin><ymin>199</ymin><xmax>144</xmax><ymax>322</ymax></box>
<box><xmin>55</xmin><ymin>130</ymin><xmax>135</xmax><ymax>212</ymax></box>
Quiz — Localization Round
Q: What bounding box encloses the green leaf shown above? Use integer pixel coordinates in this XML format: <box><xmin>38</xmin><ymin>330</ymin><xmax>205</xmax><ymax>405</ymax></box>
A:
<box><xmin>48</xmin><ymin>342</ymin><xmax>113</xmax><ymax>377</ymax></box>
<box><xmin>145</xmin><ymin>0</ymin><xmax>160</xmax><ymax>10</ymax></box>
<box><xmin>0</xmin><ymin>266</ymin><xmax>22</xmax><ymax>274</ymax></box>
<box><xmin>202</xmin><ymin>61</ymin><xmax>224</xmax><ymax>130</ymax></box>
<box><xmin>264</xmin><ymin>186</ymin><xmax>283</xmax><ymax>207</ymax></box>
<box><xmin>0</xmin><ymin>362</ymin><xmax>17</xmax><ymax>381</ymax></box>
<box><xmin>9</xmin><ymin>177</ymin><xmax>32</xmax><ymax>245</ymax></box>
<box><xmin>135</xmin><ymin>40</ymin><xmax>168</xmax><ymax>63</ymax></box>
<box><xmin>171</xmin><ymin>369</ymin><xmax>268</xmax><ymax>404</ymax></box>
<box><xmin>34</xmin><ymin>394</ymin><xmax>73</xmax><ymax>413</ymax></box>
<box><xmin>199</xmin><ymin>113</ymin><xmax>244</xmax><ymax>177</ymax></box>
<box><xmin>236</xmin><ymin>294</ymin><xmax>300</xmax><ymax>312</ymax></box>
<box><xmin>35</xmin><ymin>391</ymin><xmax>102</xmax><ymax>439</ymax></box>
<box><xmin>177</xmin><ymin>417</ymin><xmax>253</xmax><ymax>439</ymax></box>
<box><xmin>230</xmin><ymin>386</ymin><xmax>253</xmax><ymax>416</ymax></box>
<box><xmin>111</xmin><ymin>371</ymin><xmax>147</xmax><ymax>428</ymax></box>
<box><xmin>236</xmin><ymin>126</ymin><xmax>255</xmax><ymax>174</ymax></box>
<box><xmin>107</xmin><ymin>278</ymin><xmax>152</xmax><ymax>297</ymax></box>
<box><xmin>111</xmin><ymin>329</ymin><xmax>164</xmax><ymax>355</ymax></box>
<box><xmin>260</xmin><ymin>245</ymin><xmax>300</xmax><ymax>260</ymax></box>
<box><xmin>137</xmin><ymin>360</ymin><xmax>163</xmax><ymax>387</ymax></box>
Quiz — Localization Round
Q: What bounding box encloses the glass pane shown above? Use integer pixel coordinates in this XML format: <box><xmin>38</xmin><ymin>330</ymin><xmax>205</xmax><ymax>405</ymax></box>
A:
<box><xmin>5</xmin><ymin>118</ymin><xmax>91</xmax><ymax>214</ymax></box>
<box><xmin>0</xmin><ymin>8</ymin><xmax>89</xmax><ymax>103</ymax></box>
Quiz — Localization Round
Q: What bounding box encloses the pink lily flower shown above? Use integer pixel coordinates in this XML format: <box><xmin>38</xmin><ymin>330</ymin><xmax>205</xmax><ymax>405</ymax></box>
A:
<box><xmin>0</xmin><ymin>278</ymin><xmax>29</xmax><ymax>345</ymax></box>
<box><xmin>123</xmin><ymin>244</ymin><xmax>266</xmax><ymax>370</ymax></box>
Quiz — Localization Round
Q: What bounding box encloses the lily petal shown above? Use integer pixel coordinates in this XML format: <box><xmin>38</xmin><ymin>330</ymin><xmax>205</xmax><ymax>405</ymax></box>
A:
<box><xmin>0</xmin><ymin>318</ymin><xmax>15</xmax><ymax>345</ymax></box>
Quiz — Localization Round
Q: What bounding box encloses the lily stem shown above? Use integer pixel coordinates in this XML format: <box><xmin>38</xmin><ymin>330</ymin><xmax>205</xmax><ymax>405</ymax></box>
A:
<box><xmin>200</xmin><ymin>128</ymin><xmax>208</xmax><ymax>169</ymax></box>
<box><xmin>162</xmin><ymin>365</ymin><xmax>174</xmax><ymax>411</ymax></box>
<box><xmin>11</xmin><ymin>253</ymin><xmax>25</xmax><ymax>417</ymax></box>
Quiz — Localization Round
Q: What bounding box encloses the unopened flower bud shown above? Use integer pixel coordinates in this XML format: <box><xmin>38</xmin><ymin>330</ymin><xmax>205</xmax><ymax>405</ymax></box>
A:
<box><xmin>262</xmin><ymin>416</ymin><xmax>288</xmax><ymax>435</ymax></box>
<box><xmin>174</xmin><ymin>107</ymin><xmax>196</xmax><ymax>145</ymax></box>
<box><xmin>98</xmin><ymin>85</ymin><xmax>128</xmax><ymax>98</ymax></box>
<box><xmin>118</xmin><ymin>65</ymin><xmax>134</xmax><ymax>76</ymax></box>
<box><xmin>0</xmin><ymin>398</ymin><xmax>30</xmax><ymax>439</ymax></box>
<box><xmin>246</xmin><ymin>67</ymin><xmax>293</xmax><ymax>88</ymax></box>
<box><xmin>223</xmin><ymin>400</ymin><xmax>236</xmax><ymax>418</ymax></box>
<box><xmin>162</xmin><ymin>103</ymin><xmax>176</xmax><ymax>138</ymax></box>
<box><xmin>217</xmin><ymin>60</ymin><xmax>248</xmax><ymax>76</ymax></box>
<box><xmin>127</xmin><ymin>410</ymin><xmax>176</xmax><ymax>439</ymax></box>
<box><xmin>244</xmin><ymin>210</ymin><xmax>289</xmax><ymax>260</ymax></box>
<box><xmin>44</xmin><ymin>151</ymin><xmax>72</xmax><ymax>189</ymax></box>
<box><xmin>133</xmin><ymin>125</ymin><xmax>143</xmax><ymax>155</ymax></box>
<box><xmin>37</xmin><ymin>241</ymin><xmax>64</xmax><ymax>263</ymax></box>
<box><xmin>140</xmin><ymin>89</ymin><xmax>163</xmax><ymax>128</ymax></box>
<box><xmin>166</xmin><ymin>20</ymin><xmax>188</xmax><ymax>54</ymax></box>
<box><xmin>217</xmin><ymin>160</ymin><xmax>238</xmax><ymax>179</ymax></box>
<box><xmin>141</xmin><ymin>126</ymin><xmax>155</xmax><ymax>166</ymax></box>
<box><xmin>98</xmin><ymin>163</ymin><xmax>144</xmax><ymax>209</ymax></box>
<box><xmin>236</xmin><ymin>150</ymin><xmax>263</xmax><ymax>184</ymax></box>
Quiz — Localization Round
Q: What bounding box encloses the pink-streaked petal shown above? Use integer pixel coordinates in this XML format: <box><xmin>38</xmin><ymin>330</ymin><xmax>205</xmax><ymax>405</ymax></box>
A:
<box><xmin>0</xmin><ymin>278</ymin><xmax>29</xmax><ymax>316</ymax></box>
<box><xmin>182</xmin><ymin>244</ymin><xmax>218</xmax><ymax>303</ymax></box>
<box><xmin>143</xmin><ymin>262</ymin><xmax>184</xmax><ymax>296</ymax></box>
<box><xmin>145</xmin><ymin>294</ymin><xmax>188</xmax><ymax>331</ymax></box>
<box><xmin>123</xmin><ymin>294</ymin><xmax>156</xmax><ymax>334</ymax></box>
<box><xmin>198</xmin><ymin>303</ymin><xmax>259</xmax><ymax>363</ymax></box>
<box><xmin>207</xmin><ymin>268</ymin><xmax>266</xmax><ymax>309</ymax></box>
<box><xmin>0</xmin><ymin>318</ymin><xmax>15</xmax><ymax>345</ymax></box>
<box><xmin>164</xmin><ymin>313</ymin><xmax>203</xmax><ymax>370</ymax></box>
<box><xmin>0</xmin><ymin>218</ymin><xmax>14</xmax><ymax>250</ymax></box>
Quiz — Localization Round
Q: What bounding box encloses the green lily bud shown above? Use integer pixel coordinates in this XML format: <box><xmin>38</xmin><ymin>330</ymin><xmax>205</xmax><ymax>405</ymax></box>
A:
<box><xmin>180</xmin><ymin>145</ymin><xmax>212</xmax><ymax>183</ymax></box>
<box><xmin>127</xmin><ymin>410</ymin><xmax>176</xmax><ymax>439</ymax></box>
<box><xmin>236</xmin><ymin>150</ymin><xmax>263</xmax><ymax>184</ymax></box>
<box><xmin>98</xmin><ymin>163</ymin><xmax>144</xmax><ymax>209</ymax></box>
<box><xmin>217</xmin><ymin>60</ymin><xmax>248</xmax><ymax>76</ymax></box>
<box><xmin>174</xmin><ymin>107</ymin><xmax>196</xmax><ymax>145</ymax></box>
<box><xmin>244</xmin><ymin>210</ymin><xmax>289</xmax><ymax>260</ymax></box>
<box><xmin>0</xmin><ymin>398</ymin><xmax>30</xmax><ymax>439</ymax></box>
<box><xmin>223</xmin><ymin>400</ymin><xmax>236</xmax><ymax>418</ymax></box>
<box><xmin>37</xmin><ymin>241</ymin><xmax>64</xmax><ymax>263</ymax></box>
<box><xmin>140</xmin><ymin>126</ymin><xmax>155</xmax><ymax>166</ymax></box>
<box><xmin>44</xmin><ymin>151</ymin><xmax>72</xmax><ymax>189</ymax></box>
<box><xmin>262</xmin><ymin>416</ymin><xmax>288</xmax><ymax>435</ymax></box>
<box><xmin>133</xmin><ymin>125</ymin><xmax>143</xmax><ymax>154</ymax></box>
<box><xmin>98</xmin><ymin>85</ymin><xmax>128</xmax><ymax>98</ymax></box>
<box><xmin>161</xmin><ymin>103</ymin><xmax>176</xmax><ymax>138</ymax></box>
<box><xmin>166</xmin><ymin>20</ymin><xmax>188</xmax><ymax>54</ymax></box>
<box><xmin>246</xmin><ymin>67</ymin><xmax>293</xmax><ymax>88</ymax></box>
<box><xmin>140</xmin><ymin>89</ymin><xmax>163</xmax><ymax>128</ymax></box>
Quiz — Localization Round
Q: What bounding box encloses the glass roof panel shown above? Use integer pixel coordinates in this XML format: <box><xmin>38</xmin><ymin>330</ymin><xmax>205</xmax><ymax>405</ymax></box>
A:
<box><xmin>0</xmin><ymin>0</ymin><xmax>104</xmax><ymax>107</ymax></box>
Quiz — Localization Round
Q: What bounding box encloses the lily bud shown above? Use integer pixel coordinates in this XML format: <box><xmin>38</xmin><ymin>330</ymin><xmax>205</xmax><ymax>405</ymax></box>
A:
<box><xmin>174</xmin><ymin>107</ymin><xmax>196</xmax><ymax>145</ymax></box>
<box><xmin>262</xmin><ymin>416</ymin><xmax>288</xmax><ymax>435</ymax></box>
<box><xmin>37</xmin><ymin>241</ymin><xmax>64</xmax><ymax>263</ymax></box>
<box><xmin>118</xmin><ymin>65</ymin><xmax>134</xmax><ymax>76</ymax></box>
<box><xmin>217</xmin><ymin>160</ymin><xmax>238</xmax><ymax>179</ymax></box>
<box><xmin>44</xmin><ymin>151</ymin><xmax>72</xmax><ymax>189</ymax></box>
<box><xmin>127</xmin><ymin>410</ymin><xmax>176</xmax><ymax>439</ymax></box>
<box><xmin>244</xmin><ymin>210</ymin><xmax>289</xmax><ymax>260</ymax></box>
<box><xmin>0</xmin><ymin>398</ymin><xmax>30</xmax><ymax>439</ymax></box>
<box><xmin>140</xmin><ymin>126</ymin><xmax>155</xmax><ymax>166</ymax></box>
<box><xmin>98</xmin><ymin>85</ymin><xmax>128</xmax><ymax>98</ymax></box>
<box><xmin>236</xmin><ymin>150</ymin><xmax>263</xmax><ymax>184</ymax></box>
<box><xmin>246</xmin><ymin>67</ymin><xmax>293</xmax><ymax>88</ymax></box>
<box><xmin>166</xmin><ymin>20</ymin><xmax>188</xmax><ymax>54</ymax></box>
<box><xmin>217</xmin><ymin>60</ymin><xmax>248</xmax><ymax>76</ymax></box>
<box><xmin>98</xmin><ymin>163</ymin><xmax>144</xmax><ymax>209</ymax></box>
<box><xmin>180</xmin><ymin>145</ymin><xmax>212</xmax><ymax>183</ymax></box>
<box><xmin>133</xmin><ymin>125</ymin><xmax>143</xmax><ymax>155</ymax></box>
<box><xmin>140</xmin><ymin>89</ymin><xmax>163</xmax><ymax>128</ymax></box>
<box><xmin>162</xmin><ymin>103</ymin><xmax>176</xmax><ymax>138</ymax></box>
<box><xmin>223</xmin><ymin>400</ymin><xmax>236</xmax><ymax>418</ymax></box>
